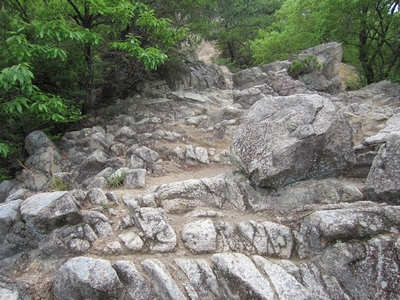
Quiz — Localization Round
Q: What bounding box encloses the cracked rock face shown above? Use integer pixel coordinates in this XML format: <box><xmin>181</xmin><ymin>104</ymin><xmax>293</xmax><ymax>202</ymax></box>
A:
<box><xmin>230</xmin><ymin>94</ymin><xmax>355</xmax><ymax>188</ymax></box>
<box><xmin>364</xmin><ymin>133</ymin><xmax>400</xmax><ymax>204</ymax></box>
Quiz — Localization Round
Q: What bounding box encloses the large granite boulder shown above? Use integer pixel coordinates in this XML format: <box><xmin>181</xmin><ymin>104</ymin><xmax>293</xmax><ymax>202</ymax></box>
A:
<box><xmin>230</xmin><ymin>94</ymin><xmax>355</xmax><ymax>188</ymax></box>
<box><xmin>53</xmin><ymin>257</ymin><xmax>125</xmax><ymax>300</ymax></box>
<box><xmin>20</xmin><ymin>191</ymin><xmax>82</xmax><ymax>236</ymax></box>
<box><xmin>295</xmin><ymin>42</ymin><xmax>343</xmax><ymax>94</ymax></box>
<box><xmin>364</xmin><ymin>133</ymin><xmax>400</xmax><ymax>204</ymax></box>
<box><xmin>160</xmin><ymin>60</ymin><xmax>227</xmax><ymax>91</ymax></box>
<box><xmin>25</xmin><ymin>130</ymin><xmax>59</xmax><ymax>156</ymax></box>
<box><xmin>232</xmin><ymin>61</ymin><xmax>311</xmax><ymax>98</ymax></box>
<box><xmin>317</xmin><ymin>235</ymin><xmax>400</xmax><ymax>299</ymax></box>
<box><xmin>0</xmin><ymin>200</ymin><xmax>23</xmax><ymax>244</ymax></box>
<box><xmin>296</xmin><ymin>203</ymin><xmax>392</xmax><ymax>258</ymax></box>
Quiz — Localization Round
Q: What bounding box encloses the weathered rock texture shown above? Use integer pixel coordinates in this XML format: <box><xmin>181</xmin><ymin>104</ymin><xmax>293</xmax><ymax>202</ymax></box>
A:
<box><xmin>364</xmin><ymin>133</ymin><xmax>400</xmax><ymax>204</ymax></box>
<box><xmin>296</xmin><ymin>42</ymin><xmax>343</xmax><ymax>94</ymax></box>
<box><xmin>1</xmin><ymin>43</ymin><xmax>400</xmax><ymax>300</ymax></box>
<box><xmin>230</xmin><ymin>94</ymin><xmax>355</xmax><ymax>188</ymax></box>
<box><xmin>54</xmin><ymin>257</ymin><xmax>125</xmax><ymax>299</ymax></box>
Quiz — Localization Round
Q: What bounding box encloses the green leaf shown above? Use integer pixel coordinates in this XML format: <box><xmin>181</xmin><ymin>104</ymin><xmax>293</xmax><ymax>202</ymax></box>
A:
<box><xmin>16</xmin><ymin>103</ymin><xmax>22</xmax><ymax>114</ymax></box>
<box><xmin>0</xmin><ymin>143</ymin><xmax>10</xmax><ymax>158</ymax></box>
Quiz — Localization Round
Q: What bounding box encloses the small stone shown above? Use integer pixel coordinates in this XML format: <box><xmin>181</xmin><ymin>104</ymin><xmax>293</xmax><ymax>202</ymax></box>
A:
<box><xmin>119</xmin><ymin>232</ymin><xmax>144</xmax><ymax>251</ymax></box>
<box><xmin>182</xmin><ymin>219</ymin><xmax>217</xmax><ymax>253</ymax></box>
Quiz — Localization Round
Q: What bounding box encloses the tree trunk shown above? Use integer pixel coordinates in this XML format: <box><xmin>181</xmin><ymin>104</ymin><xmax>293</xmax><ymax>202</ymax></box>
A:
<box><xmin>358</xmin><ymin>5</ymin><xmax>375</xmax><ymax>84</ymax></box>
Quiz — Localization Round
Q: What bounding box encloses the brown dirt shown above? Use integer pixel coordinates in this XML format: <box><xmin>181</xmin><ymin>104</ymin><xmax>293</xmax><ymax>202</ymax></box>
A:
<box><xmin>112</xmin><ymin>164</ymin><xmax>236</xmax><ymax>198</ymax></box>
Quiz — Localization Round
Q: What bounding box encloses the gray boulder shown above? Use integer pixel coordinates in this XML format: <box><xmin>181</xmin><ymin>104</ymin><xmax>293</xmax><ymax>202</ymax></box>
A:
<box><xmin>79</xmin><ymin>149</ymin><xmax>108</xmax><ymax>180</ymax></box>
<box><xmin>253</xmin><ymin>256</ymin><xmax>310</xmax><ymax>300</ymax></box>
<box><xmin>85</xmin><ymin>188</ymin><xmax>108</xmax><ymax>206</ymax></box>
<box><xmin>113</xmin><ymin>126</ymin><xmax>136</xmax><ymax>143</ymax></box>
<box><xmin>118</xmin><ymin>232</ymin><xmax>144</xmax><ymax>251</ymax></box>
<box><xmin>185</xmin><ymin>145</ymin><xmax>197</xmax><ymax>160</ymax></box>
<box><xmin>232</xmin><ymin>66</ymin><xmax>269</xmax><ymax>88</ymax></box>
<box><xmin>84</xmin><ymin>211</ymin><xmax>113</xmax><ymax>238</ymax></box>
<box><xmin>298</xmin><ymin>263</ymin><xmax>351</xmax><ymax>299</ymax></box>
<box><xmin>182</xmin><ymin>219</ymin><xmax>217</xmax><ymax>253</ymax></box>
<box><xmin>195</xmin><ymin>147</ymin><xmax>209</xmax><ymax>163</ymax></box>
<box><xmin>232</xmin><ymin>61</ymin><xmax>311</xmax><ymax>98</ymax></box>
<box><xmin>19</xmin><ymin>169</ymin><xmax>48</xmax><ymax>192</ymax></box>
<box><xmin>25</xmin><ymin>130</ymin><xmax>59</xmax><ymax>156</ymax></box>
<box><xmin>20</xmin><ymin>192</ymin><xmax>81</xmax><ymax>236</ymax></box>
<box><xmin>161</xmin><ymin>60</ymin><xmax>227</xmax><ymax>91</ymax></box>
<box><xmin>317</xmin><ymin>235</ymin><xmax>400</xmax><ymax>299</ymax></box>
<box><xmin>0</xmin><ymin>200</ymin><xmax>23</xmax><ymax>243</ymax></box>
<box><xmin>211</xmin><ymin>253</ymin><xmax>274</xmax><ymax>300</ymax></box>
<box><xmin>364</xmin><ymin>133</ymin><xmax>400</xmax><ymax>204</ymax></box>
<box><xmin>296</xmin><ymin>42</ymin><xmax>343</xmax><ymax>94</ymax></box>
<box><xmin>175</xmin><ymin>258</ymin><xmax>220</xmax><ymax>298</ymax></box>
<box><xmin>124</xmin><ymin>169</ymin><xmax>146</xmax><ymax>189</ymax></box>
<box><xmin>24</xmin><ymin>146</ymin><xmax>62</xmax><ymax>174</ymax></box>
<box><xmin>297</xmin><ymin>204</ymin><xmax>388</xmax><ymax>258</ymax></box>
<box><xmin>54</xmin><ymin>257</ymin><xmax>125</xmax><ymax>300</ymax></box>
<box><xmin>87</xmin><ymin>176</ymin><xmax>108</xmax><ymax>190</ymax></box>
<box><xmin>152</xmin><ymin>171</ymin><xmax>260</xmax><ymax>211</ymax></box>
<box><xmin>230</xmin><ymin>94</ymin><xmax>355</xmax><ymax>188</ymax></box>
<box><xmin>250</xmin><ymin>178</ymin><xmax>363</xmax><ymax>212</ymax></box>
<box><xmin>133</xmin><ymin>207</ymin><xmax>177</xmax><ymax>252</ymax></box>
<box><xmin>90</xmin><ymin>130</ymin><xmax>111</xmax><ymax>153</ymax></box>
<box><xmin>133</xmin><ymin>146</ymin><xmax>159</xmax><ymax>164</ymax></box>
<box><xmin>364</xmin><ymin>114</ymin><xmax>400</xmax><ymax>145</ymax></box>
<box><xmin>141</xmin><ymin>259</ymin><xmax>186</xmax><ymax>300</ymax></box>
<box><xmin>238</xmin><ymin>221</ymin><xmax>293</xmax><ymax>258</ymax></box>
<box><xmin>112</xmin><ymin>260</ymin><xmax>155</xmax><ymax>300</ymax></box>
<box><xmin>0</xmin><ymin>180</ymin><xmax>18</xmax><ymax>203</ymax></box>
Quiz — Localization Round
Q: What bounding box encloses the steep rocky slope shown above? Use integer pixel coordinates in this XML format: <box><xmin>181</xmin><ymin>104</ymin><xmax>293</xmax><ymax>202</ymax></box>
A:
<box><xmin>1</xmin><ymin>43</ymin><xmax>400</xmax><ymax>299</ymax></box>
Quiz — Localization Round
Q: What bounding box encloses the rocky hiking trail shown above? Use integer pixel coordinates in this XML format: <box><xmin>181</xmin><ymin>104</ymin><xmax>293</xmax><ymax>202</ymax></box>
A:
<box><xmin>1</xmin><ymin>42</ymin><xmax>400</xmax><ymax>300</ymax></box>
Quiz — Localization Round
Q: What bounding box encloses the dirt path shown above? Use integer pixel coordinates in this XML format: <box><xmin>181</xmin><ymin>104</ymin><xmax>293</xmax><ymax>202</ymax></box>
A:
<box><xmin>113</xmin><ymin>164</ymin><xmax>237</xmax><ymax>197</ymax></box>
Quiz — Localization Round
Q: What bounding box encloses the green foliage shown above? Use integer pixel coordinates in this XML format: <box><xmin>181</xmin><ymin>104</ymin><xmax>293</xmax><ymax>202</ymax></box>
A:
<box><xmin>0</xmin><ymin>0</ymin><xmax>185</xmax><ymax>177</ymax></box>
<box><xmin>106</xmin><ymin>170</ymin><xmax>126</xmax><ymax>188</ymax></box>
<box><xmin>0</xmin><ymin>168</ymin><xmax>11</xmax><ymax>182</ymax></box>
<box><xmin>250</xmin><ymin>0</ymin><xmax>400</xmax><ymax>84</ymax></box>
<box><xmin>144</xmin><ymin>0</ymin><xmax>284</xmax><ymax>68</ymax></box>
<box><xmin>0</xmin><ymin>143</ymin><xmax>10</xmax><ymax>158</ymax></box>
<box><xmin>210</xmin><ymin>0</ymin><xmax>285</xmax><ymax>68</ymax></box>
<box><xmin>250</xmin><ymin>0</ymin><xmax>326</xmax><ymax>65</ymax></box>
<box><xmin>111</xmin><ymin>36</ymin><xmax>168</xmax><ymax>70</ymax></box>
<box><xmin>0</xmin><ymin>62</ymin><xmax>81</xmax><ymax>122</ymax></box>
<box><xmin>289</xmin><ymin>55</ymin><xmax>323</xmax><ymax>79</ymax></box>
<box><xmin>251</xmin><ymin>30</ymin><xmax>296</xmax><ymax>65</ymax></box>
<box><xmin>47</xmin><ymin>176</ymin><xmax>71</xmax><ymax>191</ymax></box>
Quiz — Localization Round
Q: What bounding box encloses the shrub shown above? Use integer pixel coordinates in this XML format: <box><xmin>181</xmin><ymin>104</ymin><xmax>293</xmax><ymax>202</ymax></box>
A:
<box><xmin>106</xmin><ymin>170</ymin><xmax>126</xmax><ymax>188</ymax></box>
<box><xmin>289</xmin><ymin>55</ymin><xmax>322</xmax><ymax>79</ymax></box>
